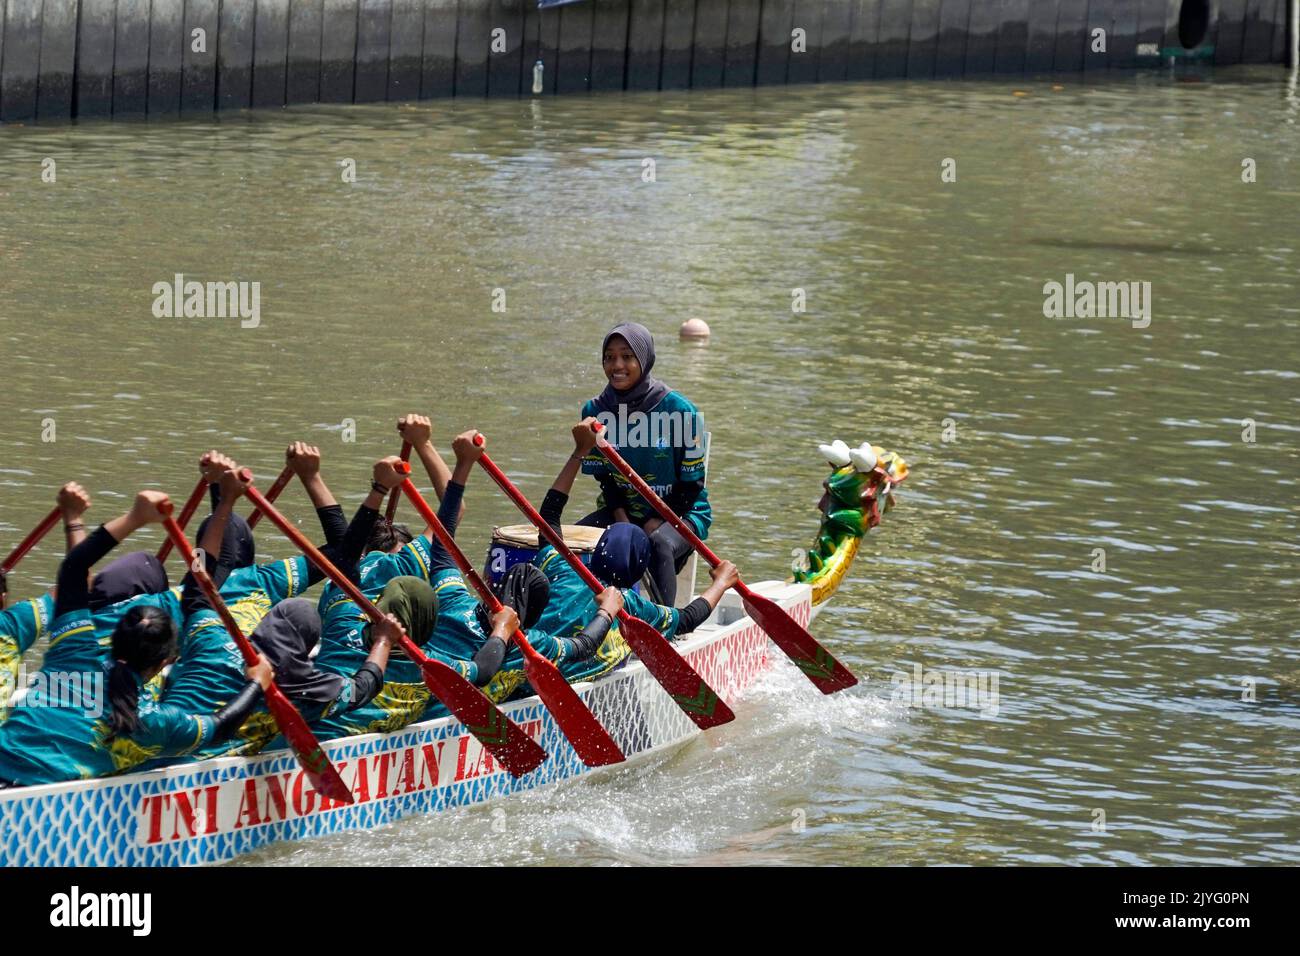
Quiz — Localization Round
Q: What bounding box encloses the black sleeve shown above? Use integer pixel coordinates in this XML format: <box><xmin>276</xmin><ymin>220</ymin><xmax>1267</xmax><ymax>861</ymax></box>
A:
<box><xmin>308</xmin><ymin>504</ymin><xmax>381</xmax><ymax>589</ymax></box>
<box><xmin>470</xmin><ymin>636</ymin><xmax>508</xmax><ymax>687</ymax></box>
<box><xmin>598</xmin><ymin>475</ymin><xmax>628</xmax><ymax>512</ymax></box>
<box><xmin>664</xmin><ymin>481</ymin><xmax>703</xmax><ymax>518</ymax></box>
<box><xmin>316</xmin><ymin>504</ymin><xmax>347</xmax><ymax>548</ymax></box>
<box><xmin>55</xmin><ymin>526</ymin><xmax>121</xmax><ymax>618</ymax></box>
<box><xmin>426</xmin><ymin>481</ymin><xmax>466</xmax><ymax>572</ymax></box>
<box><xmin>344</xmin><ymin>662</ymin><xmax>386</xmax><ymax>711</ymax></box>
<box><xmin>674</xmin><ymin>597</ymin><xmax>712</xmax><ymax>637</ymax></box>
<box><xmin>561</xmin><ymin>609</ymin><xmax>613</xmax><ymax>660</ymax></box>
<box><xmin>539</xmin><ymin>489</ymin><xmax>569</xmax><ymax>540</ymax></box>
<box><xmin>210</xmin><ymin>681</ymin><xmax>263</xmax><ymax>741</ymax></box>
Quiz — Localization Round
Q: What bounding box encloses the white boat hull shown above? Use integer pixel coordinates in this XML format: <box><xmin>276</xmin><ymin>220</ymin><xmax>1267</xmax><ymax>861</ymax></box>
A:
<box><xmin>0</xmin><ymin>580</ymin><xmax>816</xmax><ymax>867</ymax></box>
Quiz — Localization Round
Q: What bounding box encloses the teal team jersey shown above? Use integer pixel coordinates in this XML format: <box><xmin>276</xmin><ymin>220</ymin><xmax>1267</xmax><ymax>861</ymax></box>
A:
<box><xmin>307</xmin><ymin>536</ymin><xmax>446</xmax><ymax>739</ymax></box>
<box><xmin>0</xmin><ymin>610</ymin><xmax>218</xmax><ymax>785</ymax></box>
<box><xmin>528</xmin><ymin>544</ymin><xmax>681</xmax><ymax>686</ymax></box>
<box><xmin>91</xmin><ymin>587</ymin><xmax>183</xmax><ymax>654</ymax></box>
<box><xmin>580</xmin><ymin>390</ymin><xmax>712</xmax><ymax>538</ymax></box>
<box><xmin>0</xmin><ymin>594</ymin><xmax>55</xmax><ymax>719</ymax></box>
<box><xmin>157</xmin><ymin>556</ymin><xmax>315</xmax><ymax>760</ymax></box>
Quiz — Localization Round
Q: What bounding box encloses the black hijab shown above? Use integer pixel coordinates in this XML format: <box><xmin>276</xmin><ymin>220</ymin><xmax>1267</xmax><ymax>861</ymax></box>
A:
<box><xmin>476</xmin><ymin>563</ymin><xmax>550</xmax><ymax>635</ymax></box>
<box><xmin>89</xmin><ymin>552</ymin><xmax>171</xmax><ymax>612</ymax></box>
<box><xmin>196</xmin><ymin>511</ymin><xmax>256</xmax><ymax>570</ymax></box>
<box><xmin>590</xmin><ymin>323</ymin><xmax>672</xmax><ymax>418</ymax></box>
<box><xmin>250</xmin><ymin>599</ymin><xmax>342</xmax><ymax>707</ymax></box>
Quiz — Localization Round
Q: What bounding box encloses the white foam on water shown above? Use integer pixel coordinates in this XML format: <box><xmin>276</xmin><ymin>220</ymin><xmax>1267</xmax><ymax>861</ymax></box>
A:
<box><xmin>239</xmin><ymin>658</ymin><xmax>901</xmax><ymax>866</ymax></box>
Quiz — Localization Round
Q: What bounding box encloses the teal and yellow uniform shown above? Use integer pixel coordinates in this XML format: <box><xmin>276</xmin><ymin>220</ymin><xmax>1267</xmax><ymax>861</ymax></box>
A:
<box><xmin>0</xmin><ymin>594</ymin><xmax>55</xmax><ymax>719</ymax></box>
<box><xmin>581</xmin><ymin>390</ymin><xmax>711</xmax><ymax>538</ymax></box>
<box><xmin>159</xmin><ymin>557</ymin><xmax>313</xmax><ymax>758</ymax></box>
<box><xmin>0</xmin><ymin>609</ymin><xmax>220</xmax><ymax>784</ymax></box>
<box><xmin>90</xmin><ymin>587</ymin><xmax>183</xmax><ymax>654</ymax></box>
<box><xmin>306</xmin><ymin>535</ymin><xmax>444</xmax><ymax>738</ymax></box>
<box><xmin>528</xmin><ymin>543</ymin><xmax>680</xmax><ymax>686</ymax></box>
<box><xmin>430</xmin><ymin>568</ymin><xmax>567</xmax><ymax>710</ymax></box>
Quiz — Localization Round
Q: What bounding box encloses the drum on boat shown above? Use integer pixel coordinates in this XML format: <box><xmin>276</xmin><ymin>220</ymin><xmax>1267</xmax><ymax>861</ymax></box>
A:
<box><xmin>485</xmin><ymin>524</ymin><xmax>605</xmax><ymax>585</ymax></box>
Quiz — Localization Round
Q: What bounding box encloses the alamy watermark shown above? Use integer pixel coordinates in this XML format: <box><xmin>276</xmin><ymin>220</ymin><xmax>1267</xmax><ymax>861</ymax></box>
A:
<box><xmin>891</xmin><ymin>663</ymin><xmax>1000</xmax><ymax>718</ymax></box>
<box><xmin>593</xmin><ymin>405</ymin><xmax>703</xmax><ymax>451</ymax></box>
<box><xmin>151</xmin><ymin>274</ymin><xmax>261</xmax><ymax>328</ymax></box>
<box><xmin>1042</xmin><ymin>273</ymin><xmax>1151</xmax><ymax>329</ymax></box>
<box><xmin>11</xmin><ymin>664</ymin><xmax>104</xmax><ymax>718</ymax></box>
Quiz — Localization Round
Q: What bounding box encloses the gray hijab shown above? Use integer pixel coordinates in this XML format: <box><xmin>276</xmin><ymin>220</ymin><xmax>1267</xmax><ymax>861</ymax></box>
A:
<box><xmin>590</xmin><ymin>323</ymin><xmax>672</xmax><ymax>418</ymax></box>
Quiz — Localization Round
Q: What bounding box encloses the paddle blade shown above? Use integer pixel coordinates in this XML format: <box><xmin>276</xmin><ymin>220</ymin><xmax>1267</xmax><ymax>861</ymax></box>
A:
<box><xmin>265</xmin><ymin>684</ymin><xmax>354</xmax><ymax>804</ymax></box>
<box><xmin>518</xmin><ymin>641</ymin><xmax>624</xmax><ymax>767</ymax></box>
<box><xmin>617</xmin><ymin>615</ymin><xmax>734</xmax><ymax>730</ymax></box>
<box><xmin>740</xmin><ymin>589</ymin><xmax>858</xmax><ymax>694</ymax></box>
<box><xmin>416</xmin><ymin>655</ymin><xmax>548</xmax><ymax>777</ymax></box>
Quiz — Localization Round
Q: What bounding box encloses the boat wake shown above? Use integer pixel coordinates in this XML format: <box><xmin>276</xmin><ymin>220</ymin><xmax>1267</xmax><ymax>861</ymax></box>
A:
<box><xmin>234</xmin><ymin>657</ymin><xmax>899</xmax><ymax>867</ymax></box>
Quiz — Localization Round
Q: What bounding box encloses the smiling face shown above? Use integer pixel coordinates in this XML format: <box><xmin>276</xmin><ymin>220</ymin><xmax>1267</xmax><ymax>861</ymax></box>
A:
<box><xmin>602</xmin><ymin>335</ymin><xmax>642</xmax><ymax>391</ymax></box>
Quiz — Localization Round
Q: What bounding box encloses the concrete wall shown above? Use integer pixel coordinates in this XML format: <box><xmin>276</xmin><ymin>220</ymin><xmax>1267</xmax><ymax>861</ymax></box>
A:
<box><xmin>0</xmin><ymin>0</ymin><xmax>1291</xmax><ymax>123</ymax></box>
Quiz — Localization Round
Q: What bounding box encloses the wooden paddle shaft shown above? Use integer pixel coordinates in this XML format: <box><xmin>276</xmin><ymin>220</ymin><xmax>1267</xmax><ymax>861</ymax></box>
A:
<box><xmin>1</xmin><ymin>507</ymin><xmax>60</xmax><ymax>574</ymax></box>
<box><xmin>156</xmin><ymin>477</ymin><xmax>209</xmax><ymax>562</ymax></box>
<box><xmin>385</xmin><ymin>442</ymin><xmax>412</xmax><ymax>520</ymax></box>
<box><xmin>247</xmin><ymin>465</ymin><xmax>294</xmax><ymax>529</ymax></box>
<box><xmin>241</xmin><ymin>476</ymin><xmax>425</xmax><ymax>664</ymax></box>
<box><xmin>160</xmin><ymin>511</ymin><xmax>261</xmax><ymax>668</ymax></box>
<box><xmin>591</xmin><ymin>424</ymin><xmax>723</xmax><ymax>568</ymax></box>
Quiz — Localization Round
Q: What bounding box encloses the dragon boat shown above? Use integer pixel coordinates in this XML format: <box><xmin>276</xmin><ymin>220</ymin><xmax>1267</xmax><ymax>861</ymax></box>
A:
<box><xmin>0</xmin><ymin>441</ymin><xmax>907</xmax><ymax>867</ymax></box>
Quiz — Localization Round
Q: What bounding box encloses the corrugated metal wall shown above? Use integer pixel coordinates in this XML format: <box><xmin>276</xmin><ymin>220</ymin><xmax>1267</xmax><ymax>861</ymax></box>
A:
<box><xmin>0</xmin><ymin>0</ymin><xmax>1291</xmax><ymax>123</ymax></box>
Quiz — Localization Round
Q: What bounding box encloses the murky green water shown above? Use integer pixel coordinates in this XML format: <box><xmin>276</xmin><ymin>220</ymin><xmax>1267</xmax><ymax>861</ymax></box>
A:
<box><xmin>2</xmin><ymin>66</ymin><xmax>1298</xmax><ymax>865</ymax></box>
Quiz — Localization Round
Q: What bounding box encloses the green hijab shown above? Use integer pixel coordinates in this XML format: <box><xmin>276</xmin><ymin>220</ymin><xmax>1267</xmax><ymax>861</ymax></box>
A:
<box><xmin>367</xmin><ymin>576</ymin><xmax>439</xmax><ymax>650</ymax></box>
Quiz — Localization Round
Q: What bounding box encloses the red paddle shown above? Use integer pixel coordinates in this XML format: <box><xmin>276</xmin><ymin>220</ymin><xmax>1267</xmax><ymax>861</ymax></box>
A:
<box><xmin>2</xmin><ymin>508</ymin><xmax>60</xmax><ymax>574</ymax></box>
<box><xmin>394</xmin><ymin>466</ymin><xmax>625</xmax><ymax>767</ymax></box>
<box><xmin>159</xmin><ymin>500</ymin><xmax>354</xmax><ymax>804</ymax></box>
<box><xmin>241</xmin><ymin>474</ymin><xmax>548</xmax><ymax>778</ymax></box>
<box><xmin>247</xmin><ymin>465</ymin><xmax>294</xmax><ymax>529</ymax></box>
<box><xmin>156</xmin><ymin>477</ymin><xmax>208</xmax><ymax>563</ymax></box>
<box><xmin>592</xmin><ymin>423</ymin><xmax>858</xmax><ymax>694</ymax></box>
<box><xmin>472</xmin><ymin>435</ymin><xmax>735</xmax><ymax>729</ymax></box>
<box><xmin>384</xmin><ymin>442</ymin><xmax>413</xmax><ymax>521</ymax></box>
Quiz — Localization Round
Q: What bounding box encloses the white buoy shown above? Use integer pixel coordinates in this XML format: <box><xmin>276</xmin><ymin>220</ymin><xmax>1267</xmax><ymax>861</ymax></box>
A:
<box><xmin>679</xmin><ymin>318</ymin><xmax>711</xmax><ymax>340</ymax></box>
<box><xmin>850</xmin><ymin>443</ymin><xmax>877</xmax><ymax>473</ymax></box>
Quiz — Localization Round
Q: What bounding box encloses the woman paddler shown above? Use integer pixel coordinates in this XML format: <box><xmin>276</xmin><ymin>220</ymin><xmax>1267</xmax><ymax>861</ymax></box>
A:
<box><xmin>1</xmin><ymin>482</ymin><xmax>91</xmax><ymax>720</ymax></box>
<box><xmin>0</xmin><ymin>488</ymin><xmax>274</xmax><ymax>787</ymax></box>
<box><xmin>304</xmin><ymin>429</ymin><xmax>618</xmax><ymax>736</ymax></box>
<box><xmin>578</xmin><ymin>322</ymin><xmax>712</xmax><ymax>607</ymax></box>
<box><xmin>517</xmin><ymin>420</ymin><xmax>738</xmax><ymax>688</ymax></box>
<box><xmin>152</xmin><ymin>452</ymin><xmax>407</xmax><ymax>762</ymax></box>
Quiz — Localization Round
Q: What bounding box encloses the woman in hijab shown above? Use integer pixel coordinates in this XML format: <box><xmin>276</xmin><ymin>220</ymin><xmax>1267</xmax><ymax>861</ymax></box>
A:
<box><xmin>578</xmin><ymin>322</ymin><xmax>712</xmax><ymax>606</ymax></box>
<box><xmin>527</xmin><ymin>420</ymin><xmax>739</xmax><ymax>688</ymax></box>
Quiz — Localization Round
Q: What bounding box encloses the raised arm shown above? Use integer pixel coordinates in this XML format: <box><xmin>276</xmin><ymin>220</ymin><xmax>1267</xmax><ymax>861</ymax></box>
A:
<box><xmin>538</xmin><ymin>419</ymin><xmax>601</xmax><ymax>538</ymax></box>
<box><xmin>286</xmin><ymin>442</ymin><xmax>347</xmax><ymax>546</ymax></box>
<box><xmin>57</xmin><ymin>482</ymin><xmax>91</xmax><ymax>554</ymax></box>
<box><xmin>397</xmin><ymin>414</ymin><xmax>466</xmax><ymax>519</ymax></box>
<box><xmin>55</xmin><ymin>490</ymin><xmax>170</xmax><ymax>618</ymax></box>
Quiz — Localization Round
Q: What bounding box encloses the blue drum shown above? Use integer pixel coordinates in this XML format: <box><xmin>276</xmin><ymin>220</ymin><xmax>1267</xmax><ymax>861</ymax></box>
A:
<box><xmin>485</xmin><ymin>524</ymin><xmax>604</xmax><ymax>585</ymax></box>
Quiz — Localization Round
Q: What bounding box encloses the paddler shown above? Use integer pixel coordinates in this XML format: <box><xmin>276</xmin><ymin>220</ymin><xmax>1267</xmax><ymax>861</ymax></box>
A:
<box><xmin>1</xmin><ymin>482</ymin><xmax>91</xmax><ymax>719</ymax></box>
<box><xmin>303</xmin><ymin>429</ymin><xmax>620</xmax><ymax>737</ymax></box>
<box><xmin>578</xmin><ymin>322</ymin><xmax>712</xmax><ymax>606</ymax></box>
<box><xmin>151</xmin><ymin>451</ymin><xmax>407</xmax><ymax>761</ymax></box>
<box><xmin>519</xmin><ymin>419</ymin><xmax>737</xmax><ymax>687</ymax></box>
<box><xmin>0</xmin><ymin>488</ymin><xmax>275</xmax><ymax>787</ymax></box>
